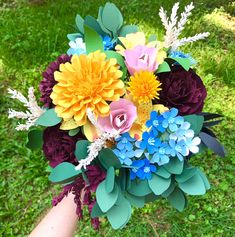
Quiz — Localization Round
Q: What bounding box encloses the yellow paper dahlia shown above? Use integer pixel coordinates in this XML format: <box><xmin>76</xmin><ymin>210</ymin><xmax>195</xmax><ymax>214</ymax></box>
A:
<box><xmin>50</xmin><ymin>51</ymin><xmax>125</xmax><ymax>126</ymax></box>
<box><xmin>128</xmin><ymin>71</ymin><xmax>161</xmax><ymax>104</ymax></box>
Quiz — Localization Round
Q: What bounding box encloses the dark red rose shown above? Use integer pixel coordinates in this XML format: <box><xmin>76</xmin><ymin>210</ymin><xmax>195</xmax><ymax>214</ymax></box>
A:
<box><xmin>39</xmin><ymin>54</ymin><xmax>71</xmax><ymax>108</ymax></box>
<box><xmin>43</xmin><ymin>125</ymin><xmax>84</xmax><ymax>168</ymax></box>
<box><xmin>155</xmin><ymin>67</ymin><xmax>207</xmax><ymax>115</ymax></box>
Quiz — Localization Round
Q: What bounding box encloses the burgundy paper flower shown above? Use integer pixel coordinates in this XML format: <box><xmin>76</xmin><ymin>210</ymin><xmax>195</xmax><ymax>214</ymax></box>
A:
<box><xmin>155</xmin><ymin>67</ymin><xmax>207</xmax><ymax>115</ymax></box>
<box><xmin>39</xmin><ymin>54</ymin><xmax>71</xmax><ymax>108</ymax></box>
<box><xmin>42</xmin><ymin>125</ymin><xmax>84</xmax><ymax>168</ymax></box>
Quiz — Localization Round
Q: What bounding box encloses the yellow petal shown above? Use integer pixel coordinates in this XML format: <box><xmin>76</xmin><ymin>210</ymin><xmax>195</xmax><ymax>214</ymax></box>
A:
<box><xmin>83</xmin><ymin>120</ymin><xmax>100</xmax><ymax>142</ymax></box>
<box><xmin>60</xmin><ymin>119</ymin><xmax>79</xmax><ymax>130</ymax></box>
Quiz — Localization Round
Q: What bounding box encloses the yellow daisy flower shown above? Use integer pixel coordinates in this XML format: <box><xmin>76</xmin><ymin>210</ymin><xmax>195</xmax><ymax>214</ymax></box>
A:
<box><xmin>128</xmin><ymin>71</ymin><xmax>162</xmax><ymax>104</ymax></box>
<box><xmin>50</xmin><ymin>51</ymin><xmax>125</xmax><ymax>126</ymax></box>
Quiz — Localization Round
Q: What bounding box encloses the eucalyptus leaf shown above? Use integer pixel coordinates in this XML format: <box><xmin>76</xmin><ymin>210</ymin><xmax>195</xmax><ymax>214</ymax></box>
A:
<box><xmin>98</xmin><ymin>148</ymin><xmax>121</xmax><ymax>170</ymax></box>
<box><xmin>167</xmin><ymin>187</ymin><xmax>186</xmax><ymax>212</ymax></box>
<box><xmin>75</xmin><ymin>14</ymin><xmax>84</xmax><ymax>34</ymax></box>
<box><xmin>102</xmin><ymin>3</ymin><xmax>123</xmax><ymax>35</ymax></box>
<box><xmin>35</xmin><ymin>108</ymin><xmax>62</xmax><ymax>127</ymax></box>
<box><xmin>68</xmin><ymin>128</ymin><xmax>80</xmax><ymax>136</ymax></box>
<box><xmin>74</xmin><ymin>140</ymin><xmax>90</xmax><ymax>161</ymax></box>
<box><xmin>96</xmin><ymin>181</ymin><xmax>119</xmax><ymax>212</ymax></box>
<box><xmin>106</xmin><ymin>194</ymin><xmax>131</xmax><ymax>229</ymax></box>
<box><xmin>148</xmin><ymin>174</ymin><xmax>171</xmax><ymax>195</ymax></box>
<box><xmin>184</xmin><ymin>115</ymin><xmax>204</xmax><ymax>135</ymax></box>
<box><xmin>162</xmin><ymin>181</ymin><xmax>176</xmax><ymax>198</ymax></box>
<box><xmin>155</xmin><ymin>166</ymin><xmax>171</xmax><ymax>179</ymax></box>
<box><xmin>91</xmin><ymin>202</ymin><xmax>105</xmax><ymax>218</ymax></box>
<box><xmin>119</xmin><ymin>25</ymin><xmax>138</xmax><ymax>37</ymax></box>
<box><xmin>175</xmin><ymin>167</ymin><xmax>197</xmax><ymax>183</ymax></box>
<box><xmin>179</xmin><ymin>172</ymin><xmax>206</xmax><ymax>195</ymax></box>
<box><xmin>127</xmin><ymin>179</ymin><xmax>152</xmax><ymax>197</ymax></box>
<box><xmin>164</xmin><ymin>157</ymin><xmax>184</xmax><ymax>175</ymax></box>
<box><xmin>49</xmin><ymin>162</ymin><xmax>81</xmax><ymax>184</ymax></box>
<box><xmin>105</xmin><ymin>167</ymin><xmax>115</xmax><ymax>193</ymax></box>
<box><xmin>84</xmin><ymin>15</ymin><xmax>105</xmax><ymax>36</ymax></box>
<box><xmin>125</xmin><ymin>192</ymin><xmax>145</xmax><ymax>208</ymax></box>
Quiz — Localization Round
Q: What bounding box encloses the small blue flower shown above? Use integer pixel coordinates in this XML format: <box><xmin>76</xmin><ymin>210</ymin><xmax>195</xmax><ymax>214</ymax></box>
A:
<box><xmin>67</xmin><ymin>38</ymin><xmax>86</xmax><ymax>56</ymax></box>
<box><xmin>146</xmin><ymin>111</ymin><xmax>165</xmax><ymax>136</ymax></box>
<box><xmin>139</xmin><ymin>131</ymin><xmax>161</xmax><ymax>154</ymax></box>
<box><xmin>169</xmin><ymin>121</ymin><xmax>194</xmax><ymax>141</ymax></box>
<box><xmin>151</xmin><ymin>142</ymin><xmax>170</xmax><ymax>165</ymax></box>
<box><xmin>162</xmin><ymin>108</ymin><xmax>184</xmax><ymax>132</ymax></box>
<box><xmin>113</xmin><ymin>149</ymin><xmax>134</xmax><ymax>165</ymax></box>
<box><xmin>130</xmin><ymin>158</ymin><xmax>156</xmax><ymax>180</ymax></box>
<box><xmin>169</xmin><ymin>51</ymin><xmax>197</xmax><ymax>66</ymax></box>
<box><xmin>102</xmin><ymin>35</ymin><xmax>116</xmax><ymax>50</ymax></box>
<box><xmin>166</xmin><ymin>139</ymin><xmax>188</xmax><ymax>161</ymax></box>
<box><xmin>115</xmin><ymin>133</ymin><xmax>136</xmax><ymax>151</ymax></box>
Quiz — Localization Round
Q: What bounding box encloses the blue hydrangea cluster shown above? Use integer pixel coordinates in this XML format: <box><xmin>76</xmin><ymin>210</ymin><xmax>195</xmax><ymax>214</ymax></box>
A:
<box><xmin>102</xmin><ymin>35</ymin><xmax>116</xmax><ymax>50</ymax></box>
<box><xmin>113</xmin><ymin>108</ymin><xmax>201</xmax><ymax>181</ymax></box>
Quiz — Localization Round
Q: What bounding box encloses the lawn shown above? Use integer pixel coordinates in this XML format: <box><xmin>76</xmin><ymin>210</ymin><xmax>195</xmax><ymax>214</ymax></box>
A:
<box><xmin>0</xmin><ymin>0</ymin><xmax>235</xmax><ymax>236</ymax></box>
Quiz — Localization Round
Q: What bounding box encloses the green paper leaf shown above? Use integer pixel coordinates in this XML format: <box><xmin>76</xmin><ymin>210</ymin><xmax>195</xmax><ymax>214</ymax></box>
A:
<box><xmin>197</xmin><ymin>169</ymin><xmax>210</xmax><ymax>190</ymax></box>
<box><xmin>148</xmin><ymin>174</ymin><xmax>171</xmax><ymax>195</ymax></box>
<box><xmin>35</xmin><ymin>108</ymin><xmax>62</xmax><ymax>127</ymax></box>
<box><xmin>155</xmin><ymin>166</ymin><xmax>171</xmax><ymax>179</ymax></box>
<box><xmin>49</xmin><ymin>162</ymin><xmax>81</xmax><ymax>184</ymax></box>
<box><xmin>74</xmin><ymin>140</ymin><xmax>90</xmax><ymax>161</ymax></box>
<box><xmin>179</xmin><ymin>172</ymin><xmax>206</xmax><ymax>195</ymax></box>
<box><xmin>68</xmin><ymin>128</ymin><xmax>80</xmax><ymax>136</ymax></box>
<box><xmin>106</xmin><ymin>194</ymin><xmax>131</xmax><ymax>229</ymax></box>
<box><xmin>96</xmin><ymin>180</ymin><xmax>119</xmax><ymax>212</ymax></box>
<box><xmin>168</xmin><ymin>187</ymin><xmax>186</xmax><ymax>212</ymax></box>
<box><xmin>98</xmin><ymin>6</ymin><xmax>112</xmax><ymax>35</ymax></box>
<box><xmin>168</xmin><ymin>57</ymin><xmax>191</xmax><ymax>71</ymax></box>
<box><xmin>164</xmin><ymin>157</ymin><xmax>184</xmax><ymax>175</ymax></box>
<box><xmin>26</xmin><ymin>129</ymin><xmax>43</xmax><ymax>150</ymax></box>
<box><xmin>84</xmin><ymin>15</ymin><xmax>105</xmax><ymax>36</ymax></box>
<box><xmin>119</xmin><ymin>25</ymin><xmax>138</xmax><ymax>37</ymax></box>
<box><xmin>127</xmin><ymin>179</ymin><xmax>152</xmax><ymax>197</ymax></box>
<box><xmin>145</xmin><ymin>193</ymin><xmax>159</xmax><ymax>203</ymax></box>
<box><xmin>175</xmin><ymin>167</ymin><xmax>197</xmax><ymax>183</ymax></box>
<box><xmin>157</xmin><ymin>61</ymin><xmax>171</xmax><ymax>73</ymax></box>
<box><xmin>162</xmin><ymin>181</ymin><xmax>176</xmax><ymax>198</ymax></box>
<box><xmin>105</xmin><ymin>167</ymin><xmax>115</xmax><ymax>193</ymax></box>
<box><xmin>67</xmin><ymin>33</ymin><xmax>82</xmax><ymax>41</ymax></box>
<box><xmin>105</xmin><ymin>50</ymin><xmax>127</xmax><ymax>80</ymax></box>
<box><xmin>125</xmin><ymin>192</ymin><xmax>145</xmax><ymax>208</ymax></box>
<box><xmin>102</xmin><ymin>3</ymin><xmax>123</xmax><ymax>35</ymax></box>
<box><xmin>75</xmin><ymin>14</ymin><xmax>84</xmax><ymax>34</ymax></box>
<box><xmin>84</xmin><ymin>25</ymin><xmax>104</xmax><ymax>54</ymax></box>
<box><xmin>91</xmin><ymin>202</ymin><xmax>105</xmax><ymax>218</ymax></box>
<box><xmin>98</xmin><ymin>148</ymin><xmax>121</xmax><ymax>170</ymax></box>
<box><xmin>184</xmin><ymin>115</ymin><xmax>204</xmax><ymax>135</ymax></box>
<box><xmin>119</xmin><ymin>168</ymin><xmax>127</xmax><ymax>191</ymax></box>
<box><xmin>105</xmin><ymin>50</ymin><xmax>125</xmax><ymax>68</ymax></box>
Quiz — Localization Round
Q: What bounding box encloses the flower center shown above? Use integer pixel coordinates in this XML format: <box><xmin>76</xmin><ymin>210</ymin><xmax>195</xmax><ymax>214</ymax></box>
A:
<box><xmin>175</xmin><ymin>145</ymin><xmax>182</xmax><ymax>152</ymax></box>
<box><xmin>159</xmin><ymin>147</ymin><xmax>165</xmax><ymax>154</ymax></box>
<box><xmin>114</xmin><ymin>114</ymin><xmax>127</xmax><ymax>127</ymax></box>
<box><xmin>153</xmin><ymin>120</ymin><xmax>159</xmax><ymax>127</ymax></box>
<box><xmin>144</xmin><ymin>167</ymin><xmax>150</xmax><ymax>173</ymax></box>
<box><xmin>148</xmin><ymin>137</ymin><xmax>155</xmax><ymax>146</ymax></box>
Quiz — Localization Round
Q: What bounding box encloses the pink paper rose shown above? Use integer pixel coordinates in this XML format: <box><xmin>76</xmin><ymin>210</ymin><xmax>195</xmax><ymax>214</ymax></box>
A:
<box><xmin>124</xmin><ymin>45</ymin><xmax>158</xmax><ymax>75</ymax></box>
<box><xmin>97</xmin><ymin>99</ymin><xmax>137</xmax><ymax>134</ymax></box>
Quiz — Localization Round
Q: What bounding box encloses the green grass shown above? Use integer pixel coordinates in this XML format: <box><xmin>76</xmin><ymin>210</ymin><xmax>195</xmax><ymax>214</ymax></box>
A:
<box><xmin>0</xmin><ymin>0</ymin><xmax>235</xmax><ymax>236</ymax></box>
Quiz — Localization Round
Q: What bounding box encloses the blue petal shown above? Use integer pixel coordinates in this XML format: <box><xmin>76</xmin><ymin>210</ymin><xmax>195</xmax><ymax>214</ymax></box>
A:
<box><xmin>150</xmin><ymin>165</ymin><xmax>157</xmax><ymax>172</ymax></box>
<box><xmin>146</xmin><ymin>120</ymin><xmax>152</xmax><ymax>128</ymax></box>
<box><xmin>150</xmin><ymin>111</ymin><xmax>158</xmax><ymax>120</ymax></box>
<box><xmin>124</xmin><ymin>158</ymin><xmax>133</xmax><ymax>166</ymax></box>
<box><xmin>175</xmin><ymin>116</ymin><xmax>184</xmax><ymax>124</ymax></box>
<box><xmin>170</xmin><ymin>108</ymin><xmax>178</xmax><ymax>117</ymax></box>
<box><xmin>162</xmin><ymin>120</ymin><xmax>168</xmax><ymax>128</ymax></box>
<box><xmin>169</xmin><ymin>123</ymin><xmax>178</xmax><ymax>132</ymax></box>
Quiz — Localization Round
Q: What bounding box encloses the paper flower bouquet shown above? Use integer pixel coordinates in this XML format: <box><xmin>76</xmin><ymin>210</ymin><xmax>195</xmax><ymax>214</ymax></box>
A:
<box><xmin>8</xmin><ymin>2</ymin><xmax>226</xmax><ymax>230</ymax></box>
